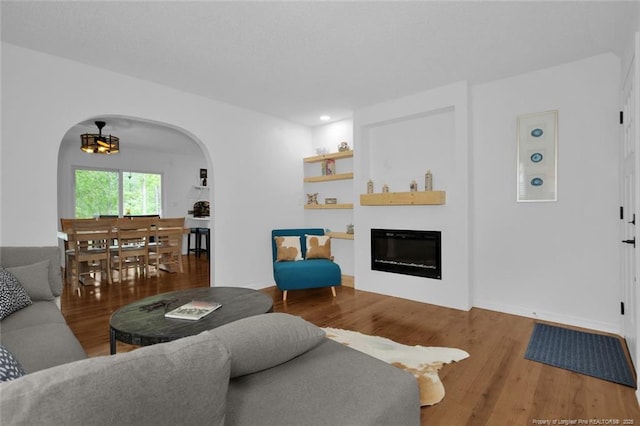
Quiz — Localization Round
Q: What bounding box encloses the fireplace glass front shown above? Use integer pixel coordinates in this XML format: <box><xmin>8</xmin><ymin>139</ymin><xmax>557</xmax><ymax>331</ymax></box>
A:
<box><xmin>371</xmin><ymin>228</ymin><xmax>441</xmax><ymax>279</ymax></box>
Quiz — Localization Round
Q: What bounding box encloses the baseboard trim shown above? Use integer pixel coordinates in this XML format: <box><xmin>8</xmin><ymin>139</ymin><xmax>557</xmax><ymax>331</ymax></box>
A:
<box><xmin>475</xmin><ymin>300</ymin><xmax>620</xmax><ymax>336</ymax></box>
<box><xmin>341</xmin><ymin>274</ymin><xmax>355</xmax><ymax>288</ymax></box>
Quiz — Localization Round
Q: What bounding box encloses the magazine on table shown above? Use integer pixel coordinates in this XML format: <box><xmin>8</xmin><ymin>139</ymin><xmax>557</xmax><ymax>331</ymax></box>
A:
<box><xmin>164</xmin><ymin>300</ymin><xmax>222</xmax><ymax>320</ymax></box>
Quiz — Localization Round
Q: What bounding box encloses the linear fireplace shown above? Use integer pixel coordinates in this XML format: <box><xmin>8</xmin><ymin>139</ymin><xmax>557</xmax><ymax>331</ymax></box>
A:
<box><xmin>371</xmin><ymin>228</ymin><xmax>441</xmax><ymax>279</ymax></box>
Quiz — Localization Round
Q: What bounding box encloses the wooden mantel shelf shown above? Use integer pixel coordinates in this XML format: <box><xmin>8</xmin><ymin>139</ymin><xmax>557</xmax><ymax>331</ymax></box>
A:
<box><xmin>360</xmin><ymin>191</ymin><xmax>446</xmax><ymax>206</ymax></box>
<box><xmin>304</xmin><ymin>203</ymin><xmax>353</xmax><ymax>210</ymax></box>
<box><xmin>327</xmin><ymin>232</ymin><xmax>354</xmax><ymax>240</ymax></box>
<box><xmin>303</xmin><ymin>150</ymin><xmax>353</xmax><ymax>163</ymax></box>
<box><xmin>304</xmin><ymin>172</ymin><xmax>353</xmax><ymax>183</ymax></box>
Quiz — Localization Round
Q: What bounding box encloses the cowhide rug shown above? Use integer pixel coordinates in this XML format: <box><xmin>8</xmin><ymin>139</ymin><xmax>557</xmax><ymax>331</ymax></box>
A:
<box><xmin>323</xmin><ymin>328</ymin><xmax>469</xmax><ymax>406</ymax></box>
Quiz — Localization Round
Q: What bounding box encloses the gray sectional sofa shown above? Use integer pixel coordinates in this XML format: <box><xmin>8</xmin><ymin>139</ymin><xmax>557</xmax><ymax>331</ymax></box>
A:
<box><xmin>0</xmin><ymin>246</ymin><xmax>420</xmax><ymax>425</ymax></box>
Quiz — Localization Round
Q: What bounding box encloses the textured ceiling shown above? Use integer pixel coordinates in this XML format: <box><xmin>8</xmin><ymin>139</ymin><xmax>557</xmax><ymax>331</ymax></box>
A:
<box><xmin>2</xmin><ymin>1</ymin><xmax>637</xmax><ymax>128</ymax></box>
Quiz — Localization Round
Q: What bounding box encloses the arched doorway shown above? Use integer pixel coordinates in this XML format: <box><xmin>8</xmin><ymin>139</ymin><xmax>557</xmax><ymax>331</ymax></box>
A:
<box><xmin>56</xmin><ymin>114</ymin><xmax>214</xmax><ymax>284</ymax></box>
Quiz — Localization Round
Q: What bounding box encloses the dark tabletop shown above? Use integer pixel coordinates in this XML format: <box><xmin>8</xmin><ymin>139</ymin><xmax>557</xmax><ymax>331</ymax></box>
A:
<box><xmin>109</xmin><ymin>287</ymin><xmax>273</xmax><ymax>352</ymax></box>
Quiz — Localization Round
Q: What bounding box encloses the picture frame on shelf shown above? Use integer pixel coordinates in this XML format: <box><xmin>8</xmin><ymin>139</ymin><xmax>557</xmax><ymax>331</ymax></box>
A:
<box><xmin>321</xmin><ymin>159</ymin><xmax>335</xmax><ymax>176</ymax></box>
<box><xmin>516</xmin><ymin>110</ymin><xmax>558</xmax><ymax>202</ymax></box>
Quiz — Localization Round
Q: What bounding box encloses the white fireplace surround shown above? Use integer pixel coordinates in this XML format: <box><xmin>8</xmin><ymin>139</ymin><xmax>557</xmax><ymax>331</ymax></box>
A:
<box><xmin>354</xmin><ymin>81</ymin><xmax>470</xmax><ymax>311</ymax></box>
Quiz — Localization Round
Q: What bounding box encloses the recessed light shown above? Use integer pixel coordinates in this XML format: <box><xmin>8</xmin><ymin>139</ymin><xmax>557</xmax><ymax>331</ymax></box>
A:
<box><xmin>320</xmin><ymin>115</ymin><xmax>331</xmax><ymax>121</ymax></box>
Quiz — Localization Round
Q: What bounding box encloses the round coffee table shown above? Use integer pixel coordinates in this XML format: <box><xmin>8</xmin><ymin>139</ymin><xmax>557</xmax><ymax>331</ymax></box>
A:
<box><xmin>109</xmin><ymin>287</ymin><xmax>273</xmax><ymax>354</ymax></box>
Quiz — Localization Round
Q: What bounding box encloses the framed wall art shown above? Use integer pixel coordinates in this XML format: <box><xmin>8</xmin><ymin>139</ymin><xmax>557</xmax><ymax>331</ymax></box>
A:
<box><xmin>516</xmin><ymin>110</ymin><xmax>558</xmax><ymax>202</ymax></box>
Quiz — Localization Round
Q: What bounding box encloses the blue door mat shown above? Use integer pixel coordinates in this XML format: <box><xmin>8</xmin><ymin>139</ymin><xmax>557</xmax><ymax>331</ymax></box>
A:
<box><xmin>524</xmin><ymin>322</ymin><xmax>636</xmax><ymax>388</ymax></box>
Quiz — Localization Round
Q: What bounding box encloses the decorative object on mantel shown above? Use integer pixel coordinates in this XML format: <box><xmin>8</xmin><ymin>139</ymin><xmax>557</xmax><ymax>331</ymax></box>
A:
<box><xmin>516</xmin><ymin>110</ymin><xmax>558</xmax><ymax>202</ymax></box>
<box><xmin>315</xmin><ymin>147</ymin><xmax>328</xmax><ymax>155</ymax></box>
<box><xmin>424</xmin><ymin>170</ymin><xmax>433</xmax><ymax>191</ymax></box>
<box><xmin>325</xmin><ymin>198</ymin><xmax>337</xmax><ymax>204</ymax></box>
<box><xmin>306</xmin><ymin>193</ymin><xmax>319</xmax><ymax>205</ymax></box>
<box><xmin>323</xmin><ymin>327</ymin><xmax>469</xmax><ymax>406</ymax></box>
<box><xmin>193</xmin><ymin>201</ymin><xmax>210</xmax><ymax>217</ymax></box>
<box><xmin>382</xmin><ymin>184</ymin><xmax>389</xmax><ymax>193</ymax></box>
<box><xmin>346</xmin><ymin>224</ymin><xmax>354</xmax><ymax>234</ymax></box>
<box><xmin>200</xmin><ymin>168</ymin><xmax>208</xmax><ymax>187</ymax></box>
<box><xmin>338</xmin><ymin>141</ymin><xmax>351</xmax><ymax>152</ymax></box>
<box><xmin>367</xmin><ymin>180</ymin><xmax>374</xmax><ymax>194</ymax></box>
<box><xmin>80</xmin><ymin>121</ymin><xmax>120</xmax><ymax>154</ymax></box>
<box><xmin>410</xmin><ymin>180</ymin><xmax>418</xmax><ymax>192</ymax></box>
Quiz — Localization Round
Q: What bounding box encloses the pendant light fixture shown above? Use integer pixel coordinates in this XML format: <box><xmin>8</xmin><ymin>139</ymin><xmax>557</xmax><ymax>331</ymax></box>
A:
<box><xmin>80</xmin><ymin>121</ymin><xmax>120</xmax><ymax>154</ymax></box>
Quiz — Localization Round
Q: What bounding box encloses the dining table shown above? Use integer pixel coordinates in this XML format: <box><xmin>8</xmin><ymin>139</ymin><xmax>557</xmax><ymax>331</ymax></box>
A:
<box><xmin>57</xmin><ymin>223</ymin><xmax>191</xmax><ymax>284</ymax></box>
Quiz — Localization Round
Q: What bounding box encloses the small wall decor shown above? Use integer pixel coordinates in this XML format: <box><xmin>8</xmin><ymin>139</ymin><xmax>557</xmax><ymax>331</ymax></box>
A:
<box><xmin>382</xmin><ymin>184</ymin><xmax>389</xmax><ymax>193</ymax></box>
<box><xmin>306</xmin><ymin>193</ymin><xmax>319</xmax><ymax>204</ymax></box>
<box><xmin>200</xmin><ymin>168</ymin><xmax>208</xmax><ymax>186</ymax></box>
<box><xmin>424</xmin><ymin>170</ymin><xmax>433</xmax><ymax>191</ymax></box>
<box><xmin>325</xmin><ymin>197</ymin><xmax>337</xmax><ymax>204</ymax></box>
<box><xmin>410</xmin><ymin>180</ymin><xmax>418</xmax><ymax>192</ymax></box>
<box><xmin>346</xmin><ymin>224</ymin><xmax>354</xmax><ymax>234</ymax></box>
<box><xmin>321</xmin><ymin>159</ymin><xmax>335</xmax><ymax>176</ymax></box>
<box><xmin>338</xmin><ymin>141</ymin><xmax>351</xmax><ymax>152</ymax></box>
<box><xmin>193</xmin><ymin>200</ymin><xmax>210</xmax><ymax>217</ymax></box>
<box><xmin>315</xmin><ymin>147</ymin><xmax>328</xmax><ymax>155</ymax></box>
<box><xmin>517</xmin><ymin>110</ymin><xmax>558</xmax><ymax>202</ymax></box>
<box><xmin>367</xmin><ymin>180</ymin><xmax>374</xmax><ymax>194</ymax></box>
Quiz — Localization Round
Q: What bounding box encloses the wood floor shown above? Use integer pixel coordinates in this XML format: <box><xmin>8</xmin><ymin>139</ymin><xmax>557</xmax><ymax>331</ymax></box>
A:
<box><xmin>61</xmin><ymin>256</ymin><xmax>640</xmax><ymax>425</ymax></box>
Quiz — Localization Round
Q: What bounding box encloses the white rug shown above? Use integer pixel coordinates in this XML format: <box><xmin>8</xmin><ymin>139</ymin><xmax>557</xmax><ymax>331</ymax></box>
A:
<box><xmin>323</xmin><ymin>327</ymin><xmax>469</xmax><ymax>406</ymax></box>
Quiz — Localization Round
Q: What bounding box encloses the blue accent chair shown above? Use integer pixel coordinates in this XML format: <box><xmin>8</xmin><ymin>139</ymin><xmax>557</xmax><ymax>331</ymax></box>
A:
<box><xmin>271</xmin><ymin>228</ymin><xmax>342</xmax><ymax>301</ymax></box>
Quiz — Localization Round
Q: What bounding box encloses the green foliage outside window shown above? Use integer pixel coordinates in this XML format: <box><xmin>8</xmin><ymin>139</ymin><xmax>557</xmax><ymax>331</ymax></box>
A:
<box><xmin>75</xmin><ymin>170</ymin><xmax>119</xmax><ymax>218</ymax></box>
<box><xmin>74</xmin><ymin>169</ymin><xmax>161</xmax><ymax>218</ymax></box>
<box><xmin>123</xmin><ymin>172</ymin><xmax>162</xmax><ymax>216</ymax></box>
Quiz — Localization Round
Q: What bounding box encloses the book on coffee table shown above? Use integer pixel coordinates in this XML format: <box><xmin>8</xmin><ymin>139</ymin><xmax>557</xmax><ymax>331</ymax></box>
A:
<box><xmin>164</xmin><ymin>300</ymin><xmax>222</xmax><ymax>320</ymax></box>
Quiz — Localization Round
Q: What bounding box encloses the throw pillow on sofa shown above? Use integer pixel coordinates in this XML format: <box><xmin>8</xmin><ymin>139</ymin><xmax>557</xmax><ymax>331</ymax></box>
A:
<box><xmin>0</xmin><ymin>345</ymin><xmax>26</xmax><ymax>382</ymax></box>
<box><xmin>6</xmin><ymin>260</ymin><xmax>54</xmax><ymax>301</ymax></box>
<box><xmin>0</xmin><ymin>268</ymin><xmax>32</xmax><ymax>320</ymax></box>
<box><xmin>208</xmin><ymin>312</ymin><xmax>326</xmax><ymax>377</ymax></box>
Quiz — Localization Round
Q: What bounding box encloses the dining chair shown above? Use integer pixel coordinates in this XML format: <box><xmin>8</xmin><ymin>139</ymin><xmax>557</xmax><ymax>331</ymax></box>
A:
<box><xmin>67</xmin><ymin>218</ymin><xmax>113</xmax><ymax>290</ymax></box>
<box><xmin>60</xmin><ymin>218</ymin><xmax>75</xmax><ymax>283</ymax></box>
<box><xmin>60</xmin><ymin>218</ymin><xmax>101</xmax><ymax>282</ymax></box>
<box><xmin>149</xmin><ymin>217</ymin><xmax>185</xmax><ymax>274</ymax></box>
<box><xmin>111</xmin><ymin>218</ymin><xmax>156</xmax><ymax>280</ymax></box>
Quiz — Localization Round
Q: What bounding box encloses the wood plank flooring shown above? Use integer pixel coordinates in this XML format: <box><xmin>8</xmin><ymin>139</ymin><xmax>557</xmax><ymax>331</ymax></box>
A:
<box><xmin>61</xmin><ymin>256</ymin><xmax>640</xmax><ymax>425</ymax></box>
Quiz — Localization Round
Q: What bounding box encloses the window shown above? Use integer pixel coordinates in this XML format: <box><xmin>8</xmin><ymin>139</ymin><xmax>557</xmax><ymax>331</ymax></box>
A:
<box><xmin>74</xmin><ymin>169</ymin><xmax>162</xmax><ymax>218</ymax></box>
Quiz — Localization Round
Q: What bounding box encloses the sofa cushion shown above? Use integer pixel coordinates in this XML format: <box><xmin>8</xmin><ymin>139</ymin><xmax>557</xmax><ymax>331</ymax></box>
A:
<box><xmin>6</xmin><ymin>260</ymin><xmax>54</xmax><ymax>301</ymax></box>
<box><xmin>226</xmin><ymin>339</ymin><xmax>421</xmax><ymax>426</ymax></box>
<box><xmin>208</xmin><ymin>313</ymin><xmax>325</xmax><ymax>378</ymax></box>
<box><xmin>305</xmin><ymin>234</ymin><xmax>332</xmax><ymax>259</ymax></box>
<box><xmin>0</xmin><ymin>322</ymin><xmax>87</xmax><ymax>373</ymax></box>
<box><xmin>0</xmin><ymin>268</ymin><xmax>32</xmax><ymax>320</ymax></box>
<box><xmin>0</xmin><ymin>345</ymin><xmax>25</xmax><ymax>382</ymax></box>
<box><xmin>274</xmin><ymin>236</ymin><xmax>302</xmax><ymax>261</ymax></box>
<box><xmin>0</xmin><ymin>300</ymin><xmax>68</xmax><ymax>332</ymax></box>
<box><xmin>0</xmin><ymin>331</ymin><xmax>231</xmax><ymax>426</ymax></box>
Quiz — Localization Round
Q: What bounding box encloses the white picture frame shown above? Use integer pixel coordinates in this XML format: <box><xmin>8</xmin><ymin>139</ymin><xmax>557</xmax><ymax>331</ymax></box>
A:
<box><xmin>517</xmin><ymin>110</ymin><xmax>558</xmax><ymax>202</ymax></box>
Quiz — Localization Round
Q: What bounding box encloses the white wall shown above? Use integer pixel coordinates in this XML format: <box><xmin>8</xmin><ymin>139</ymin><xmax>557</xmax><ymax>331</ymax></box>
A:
<box><xmin>354</xmin><ymin>82</ymin><xmax>471</xmax><ymax>310</ymax></box>
<box><xmin>306</xmin><ymin>119</ymin><xmax>354</xmax><ymax>275</ymax></box>
<box><xmin>1</xmin><ymin>43</ymin><xmax>311</xmax><ymax>289</ymax></box>
<box><xmin>472</xmin><ymin>53</ymin><xmax>621</xmax><ymax>333</ymax></box>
